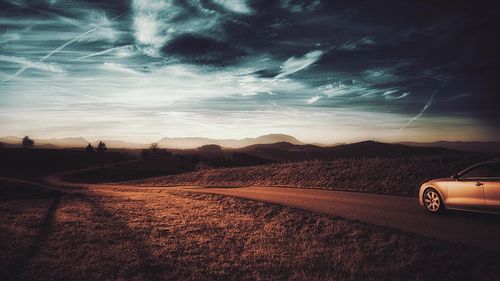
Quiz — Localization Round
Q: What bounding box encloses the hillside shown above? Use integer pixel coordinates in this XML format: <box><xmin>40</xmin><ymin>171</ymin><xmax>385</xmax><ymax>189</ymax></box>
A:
<box><xmin>131</xmin><ymin>154</ymin><xmax>491</xmax><ymax>196</ymax></box>
<box><xmin>399</xmin><ymin>141</ymin><xmax>500</xmax><ymax>153</ymax></box>
<box><xmin>237</xmin><ymin>141</ymin><xmax>459</xmax><ymax>162</ymax></box>
<box><xmin>0</xmin><ymin>149</ymin><xmax>134</xmax><ymax>179</ymax></box>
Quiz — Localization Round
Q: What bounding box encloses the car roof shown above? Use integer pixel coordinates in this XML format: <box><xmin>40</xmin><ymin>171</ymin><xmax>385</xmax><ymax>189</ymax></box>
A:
<box><xmin>479</xmin><ymin>159</ymin><xmax>500</xmax><ymax>164</ymax></box>
<box><xmin>458</xmin><ymin>159</ymin><xmax>500</xmax><ymax>175</ymax></box>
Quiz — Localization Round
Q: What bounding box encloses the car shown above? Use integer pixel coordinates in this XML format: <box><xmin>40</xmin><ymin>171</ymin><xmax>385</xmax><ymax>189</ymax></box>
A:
<box><xmin>419</xmin><ymin>160</ymin><xmax>500</xmax><ymax>214</ymax></box>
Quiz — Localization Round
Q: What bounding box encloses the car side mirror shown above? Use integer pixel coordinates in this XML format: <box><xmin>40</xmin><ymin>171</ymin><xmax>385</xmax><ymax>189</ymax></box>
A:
<box><xmin>451</xmin><ymin>174</ymin><xmax>459</xmax><ymax>180</ymax></box>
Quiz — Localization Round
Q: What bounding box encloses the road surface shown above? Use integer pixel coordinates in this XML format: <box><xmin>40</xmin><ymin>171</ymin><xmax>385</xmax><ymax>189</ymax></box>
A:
<box><xmin>43</xmin><ymin>167</ymin><xmax>500</xmax><ymax>252</ymax></box>
<box><xmin>175</xmin><ymin>186</ymin><xmax>500</xmax><ymax>251</ymax></box>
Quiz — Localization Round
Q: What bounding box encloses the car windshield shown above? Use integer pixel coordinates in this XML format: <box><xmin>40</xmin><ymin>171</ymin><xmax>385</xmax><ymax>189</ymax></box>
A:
<box><xmin>460</xmin><ymin>163</ymin><xmax>500</xmax><ymax>178</ymax></box>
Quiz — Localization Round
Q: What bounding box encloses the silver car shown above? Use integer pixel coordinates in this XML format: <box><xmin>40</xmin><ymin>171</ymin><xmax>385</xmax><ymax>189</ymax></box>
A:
<box><xmin>419</xmin><ymin>160</ymin><xmax>500</xmax><ymax>214</ymax></box>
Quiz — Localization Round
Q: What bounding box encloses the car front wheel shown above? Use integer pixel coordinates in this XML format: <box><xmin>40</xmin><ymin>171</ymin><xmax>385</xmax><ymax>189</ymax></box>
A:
<box><xmin>423</xmin><ymin>189</ymin><xmax>445</xmax><ymax>213</ymax></box>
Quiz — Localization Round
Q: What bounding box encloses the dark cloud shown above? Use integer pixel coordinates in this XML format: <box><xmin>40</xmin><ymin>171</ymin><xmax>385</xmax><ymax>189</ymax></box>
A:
<box><xmin>161</xmin><ymin>34</ymin><xmax>246</xmax><ymax>65</ymax></box>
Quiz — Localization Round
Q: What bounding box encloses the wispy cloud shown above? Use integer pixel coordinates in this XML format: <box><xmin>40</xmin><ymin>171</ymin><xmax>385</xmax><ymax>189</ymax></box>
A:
<box><xmin>2</xmin><ymin>27</ymin><xmax>96</xmax><ymax>82</ymax></box>
<box><xmin>399</xmin><ymin>81</ymin><xmax>446</xmax><ymax>130</ymax></box>
<box><xmin>213</xmin><ymin>0</ymin><xmax>253</xmax><ymax>14</ymax></box>
<box><xmin>101</xmin><ymin>63</ymin><xmax>143</xmax><ymax>75</ymax></box>
<box><xmin>0</xmin><ymin>55</ymin><xmax>64</xmax><ymax>73</ymax></box>
<box><xmin>1</xmin><ymin>1</ymin><xmax>496</xmax><ymax>142</ymax></box>
<box><xmin>307</xmin><ymin>96</ymin><xmax>321</xmax><ymax>104</ymax></box>
<box><xmin>74</xmin><ymin>45</ymin><xmax>134</xmax><ymax>61</ymax></box>
<box><xmin>445</xmin><ymin>93</ymin><xmax>471</xmax><ymax>102</ymax></box>
<box><xmin>0</xmin><ymin>32</ymin><xmax>21</xmax><ymax>44</ymax></box>
<box><xmin>131</xmin><ymin>0</ymin><xmax>221</xmax><ymax>57</ymax></box>
<box><xmin>338</xmin><ymin>36</ymin><xmax>376</xmax><ymax>50</ymax></box>
<box><xmin>399</xmin><ymin>96</ymin><xmax>433</xmax><ymax>130</ymax></box>
<box><xmin>383</xmin><ymin>91</ymin><xmax>410</xmax><ymax>100</ymax></box>
<box><xmin>275</xmin><ymin>50</ymin><xmax>324</xmax><ymax>79</ymax></box>
<box><xmin>281</xmin><ymin>0</ymin><xmax>321</xmax><ymax>13</ymax></box>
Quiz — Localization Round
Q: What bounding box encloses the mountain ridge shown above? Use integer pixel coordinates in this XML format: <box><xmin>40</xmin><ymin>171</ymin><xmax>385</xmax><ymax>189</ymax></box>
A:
<box><xmin>1</xmin><ymin>135</ymin><xmax>499</xmax><ymax>153</ymax></box>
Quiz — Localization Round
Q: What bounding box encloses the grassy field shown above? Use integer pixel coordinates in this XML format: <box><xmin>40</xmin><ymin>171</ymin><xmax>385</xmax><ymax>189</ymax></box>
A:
<box><xmin>1</xmin><ymin>181</ymin><xmax>499</xmax><ymax>280</ymax></box>
<box><xmin>131</xmin><ymin>155</ymin><xmax>492</xmax><ymax>196</ymax></box>
<box><xmin>60</xmin><ymin>158</ymin><xmax>193</xmax><ymax>183</ymax></box>
<box><xmin>0</xmin><ymin>149</ymin><xmax>134</xmax><ymax>179</ymax></box>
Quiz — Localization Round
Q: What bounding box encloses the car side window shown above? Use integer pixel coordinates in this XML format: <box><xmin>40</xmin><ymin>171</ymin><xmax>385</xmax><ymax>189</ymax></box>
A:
<box><xmin>460</xmin><ymin>164</ymin><xmax>491</xmax><ymax>179</ymax></box>
<box><xmin>490</xmin><ymin>163</ymin><xmax>500</xmax><ymax>178</ymax></box>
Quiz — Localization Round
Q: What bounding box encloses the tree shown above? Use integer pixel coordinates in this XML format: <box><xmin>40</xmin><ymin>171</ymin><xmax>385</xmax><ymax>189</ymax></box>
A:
<box><xmin>197</xmin><ymin>144</ymin><xmax>222</xmax><ymax>152</ymax></box>
<box><xmin>85</xmin><ymin>143</ymin><xmax>94</xmax><ymax>152</ymax></box>
<box><xmin>96</xmin><ymin>141</ymin><xmax>107</xmax><ymax>168</ymax></box>
<box><xmin>141</xmin><ymin>149</ymin><xmax>150</xmax><ymax>159</ymax></box>
<box><xmin>97</xmin><ymin>141</ymin><xmax>107</xmax><ymax>153</ymax></box>
<box><xmin>149</xmin><ymin>143</ymin><xmax>159</xmax><ymax>157</ymax></box>
<box><xmin>22</xmin><ymin>136</ymin><xmax>34</xmax><ymax>149</ymax></box>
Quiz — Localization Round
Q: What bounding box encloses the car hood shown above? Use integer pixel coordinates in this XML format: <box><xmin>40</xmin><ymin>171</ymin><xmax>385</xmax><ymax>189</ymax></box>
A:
<box><xmin>424</xmin><ymin>177</ymin><xmax>453</xmax><ymax>184</ymax></box>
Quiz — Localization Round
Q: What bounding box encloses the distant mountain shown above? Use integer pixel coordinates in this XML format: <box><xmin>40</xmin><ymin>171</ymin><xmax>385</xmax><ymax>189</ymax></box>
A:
<box><xmin>37</xmin><ymin>137</ymin><xmax>89</xmax><ymax>148</ymax></box>
<box><xmin>238</xmin><ymin>141</ymin><xmax>460</xmax><ymax>162</ymax></box>
<box><xmin>0</xmin><ymin>136</ymin><xmax>88</xmax><ymax>148</ymax></box>
<box><xmin>0</xmin><ymin>134</ymin><xmax>304</xmax><ymax>149</ymax></box>
<box><xmin>158</xmin><ymin>134</ymin><xmax>304</xmax><ymax>149</ymax></box>
<box><xmin>0</xmin><ymin>136</ymin><xmax>22</xmax><ymax>143</ymax></box>
<box><xmin>1</xmin><ymin>134</ymin><xmax>497</xmax><ymax>153</ymax></box>
<box><xmin>91</xmin><ymin>140</ymin><xmax>148</xmax><ymax>149</ymax></box>
<box><xmin>398</xmin><ymin>141</ymin><xmax>500</xmax><ymax>153</ymax></box>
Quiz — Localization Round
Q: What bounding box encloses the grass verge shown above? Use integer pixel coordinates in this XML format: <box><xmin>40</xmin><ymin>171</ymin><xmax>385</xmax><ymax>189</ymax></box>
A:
<box><xmin>130</xmin><ymin>155</ymin><xmax>490</xmax><ymax>196</ymax></box>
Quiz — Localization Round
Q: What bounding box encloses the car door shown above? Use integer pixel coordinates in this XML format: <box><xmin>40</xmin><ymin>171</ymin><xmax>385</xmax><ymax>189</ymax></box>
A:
<box><xmin>484</xmin><ymin>163</ymin><xmax>500</xmax><ymax>213</ymax></box>
<box><xmin>446</xmin><ymin>164</ymin><xmax>487</xmax><ymax>211</ymax></box>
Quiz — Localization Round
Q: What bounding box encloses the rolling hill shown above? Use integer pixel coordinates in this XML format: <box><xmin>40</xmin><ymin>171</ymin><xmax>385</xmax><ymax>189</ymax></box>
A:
<box><xmin>399</xmin><ymin>141</ymin><xmax>500</xmax><ymax>153</ymax></box>
<box><xmin>157</xmin><ymin>134</ymin><xmax>304</xmax><ymax>149</ymax></box>
<box><xmin>237</xmin><ymin>141</ymin><xmax>460</xmax><ymax>162</ymax></box>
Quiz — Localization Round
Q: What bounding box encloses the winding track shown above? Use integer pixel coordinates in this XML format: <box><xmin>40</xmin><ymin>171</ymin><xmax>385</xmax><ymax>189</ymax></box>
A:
<box><xmin>173</xmin><ymin>186</ymin><xmax>500</xmax><ymax>252</ymax></box>
<box><xmin>45</xmin><ymin>167</ymin><xmax>500</xmax><ymax>252</ymax></box>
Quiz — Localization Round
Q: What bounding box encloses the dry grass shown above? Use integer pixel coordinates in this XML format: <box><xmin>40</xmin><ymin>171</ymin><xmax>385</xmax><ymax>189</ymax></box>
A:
<box><xmin>1</xmin><ymin>183</ymin><xmax>499</xmax><ymax>281</ymax></box>
<box><xmin>132</xmin><ymin>155</ymin><xmax>490</xmax><ymax>196</ymax></box>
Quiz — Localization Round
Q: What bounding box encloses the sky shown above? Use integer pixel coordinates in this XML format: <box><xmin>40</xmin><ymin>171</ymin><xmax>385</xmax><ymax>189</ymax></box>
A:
<box><xmin>1</xmin><ymin>0</ymin><xmax>499</xmax><ymax>143</ymax></box>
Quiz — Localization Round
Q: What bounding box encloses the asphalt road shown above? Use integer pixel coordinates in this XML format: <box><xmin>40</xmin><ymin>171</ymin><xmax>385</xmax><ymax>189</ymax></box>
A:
<box><xmin>43</xmin><ymin>165</ymin><xmax>500</xmax><ymax>252</ymax></box>
<box><xmin>177</xmin><ymin>186</ymin><xmax>500</xmax><ymax>252</ymax></box>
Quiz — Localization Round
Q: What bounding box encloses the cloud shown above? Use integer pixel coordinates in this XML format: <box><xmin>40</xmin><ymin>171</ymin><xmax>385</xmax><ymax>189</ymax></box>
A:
<box><xmin>338</xmin><ymin>36</ymin><xmax>376</xmax><ymax>50</ymax></box>
<box><xmin>0</xmin><ymin>32</ymin><xmax>21</xmax><ymax>44</ymax></box>
<box><xmin>161</xmin><ymin>34</ymin><xmax>245</xmax><ymax>65</ymax></box>
<box><xmin>383</xmin><ymin>91</ymin><xmax>410</xmax><ymax>100</ymax></box>
<box><xmin>445</xmin><ymin>93</ymin><xmax>471</xmax><ymax>102</ymax></box>
<box><xmin>131</xmin><ymin>0</ymin><xmax>222</xmax><ymax>57</ymax></box>
<box><xmin>101</xmin><ymin>63</ymin><xmax>143</xmax><ymax>76</ymax></box>
<box><xmin>213</xmin><ymin>0</ymin><xmax>253</xmax><ymax>14</ymax></box>
<box><xmin>74</xmin><ymin>45</ymin><xmax>134</xmax><ymax>61</ymax></box>
<box><xmin>2</xmin><ymin>0</ymin><xmax>499</xmax><ymax>142</ymax></box>
<box><xmin>318</xmin><ymin>82</ymin><xmax>379</xmax><ymax>98</ymax></box>
<box><xmin>275</xmin><ymin>50</ymin><xmax>324</xmax><ymax>79</ymax></box>
<box><xmin>0</xmin><ymin>55</ymin><xmax>64</xmax><ymax>73</ymax></box>
<box><xmin>363</xmin><ymin>68</ymin><xmax>401</xmax><ymax>83</ymax></box>
<box><xmin>132</xmin><ymin>0</ymin><xmax>171</xmax><ymax>52</ymax></box>
<box><xmin>83</xmin><ymin>10</ymin><xmax>122</xmax><ymax>43</ymax></box>
<box><xmin>399</xmin><ymin>96</ymin><xmax>434</xmax><ymax>130</ymax></box>
<box><xmin>280</xmin><ymin>0</ymin><xmax>321</xmax><ymax>13</ymax></box>
<box><xmin>399</xmin><ymin>81</ymin><xmax>446</xmax><ymax>131</ymax></box>
<box><xmin>307</xmin><ymin>96</ymin><xmax>321</xmax><ymax>104</ymax></box>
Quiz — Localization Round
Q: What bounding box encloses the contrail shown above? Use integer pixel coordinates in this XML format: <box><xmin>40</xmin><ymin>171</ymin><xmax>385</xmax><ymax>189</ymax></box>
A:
<box><xmin>1</xmin><ymin>4</ymin><xmax>125</xmax><ymax>82</ymax></box>
<box><xmin>399</xmin><ymin>80</ymin><xmax>447</xmax><ymax>131</ymax></box>
<box><xmin>74</xmin><ymin>44</ymin><xmax>132</xmax><ymax>61</ymax></box>
<box><xmin>399</xmin><ymin>95</ymin><xmax>435</xmax><ymax>131</ymax></box>
<box><xmin>2</xmin><ymin>28</ymin><xmax>96</xmax><ymax>82</ymax></box>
